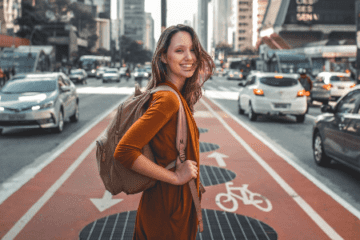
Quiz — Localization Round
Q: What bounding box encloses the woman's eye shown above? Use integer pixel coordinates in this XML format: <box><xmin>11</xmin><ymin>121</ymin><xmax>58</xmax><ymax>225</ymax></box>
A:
<box><xmin>176</xmin><ymin>49</ymin><xmax>183</xmax><ymax>52</ymax></box>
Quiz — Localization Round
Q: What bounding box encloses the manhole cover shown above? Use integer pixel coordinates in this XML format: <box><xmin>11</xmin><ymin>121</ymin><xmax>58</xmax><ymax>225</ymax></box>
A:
<box><xmin>200</xmin><ymin>165</ymin><xmax>236</xmax><ymax>187</ymax></box>
<box><xmin>198</xmin><ymin>127</ymin><xmax>208</xmax><ymax>133</ymax></box>
<box><xmin>79</xmin><ymin>209</ymin><xmax>277</xmax><ymax>240</ymax></box>
<box><xmin>200</xmin><ymin>142</ymin><xmax>220</xmax><ymax>153</ymax></box>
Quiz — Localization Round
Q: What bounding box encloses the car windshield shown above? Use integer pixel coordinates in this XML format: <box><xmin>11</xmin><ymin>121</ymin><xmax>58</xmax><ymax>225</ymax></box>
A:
<box><xmin>70</xmin><ymin>70</ymin><xmax>83</xmax><ymax>74</ymax></box>
<box><xmin>105</xmin><ymin>70</ymin><xmax>118</xmax><ymax>73</ymax></box>
<box><xmin>330</xmin><ymin>75</ymin><xmax>352</xmax><ymax>82</ymax></box>
<box><xmin>259</xmin><ymin>77</ymin><xmax>298</xmax><ymax>87</ymax></box>
<box><xmin>137</xmin><ymin>69</ymin><xmax>146</xmax><ymax>72</ymax></box>
<box><xmin>1</xmin><ymin>79</ymin><xmax>56</xmax><ymax>93</ymax></box>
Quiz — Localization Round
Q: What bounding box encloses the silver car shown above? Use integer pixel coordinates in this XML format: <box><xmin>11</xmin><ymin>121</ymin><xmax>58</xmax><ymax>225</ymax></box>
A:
<box><xmin>316</xmin><ymin>72</ymin><xmax>356</xmax><ymax>101</ymax></box>
<box><xmin>0</xmin><ymin>72</ymin><xmax>79</xmax><ymax>134</ymax></box>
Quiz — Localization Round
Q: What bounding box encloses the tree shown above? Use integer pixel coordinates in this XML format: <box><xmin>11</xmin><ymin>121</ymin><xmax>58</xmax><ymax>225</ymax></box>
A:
<box><xmin>15</xmin><ymin>2</ymin><xmax>48</xmax><ymax>45</ymax></box>
<box><xmin>120</xmin><ymin>35</ymin><xmax>152</xmax><ymax>65</ymax></box>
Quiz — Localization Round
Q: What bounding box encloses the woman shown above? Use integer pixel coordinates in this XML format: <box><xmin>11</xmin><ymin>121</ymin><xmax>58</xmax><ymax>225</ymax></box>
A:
<box><xmin>114</xmin><ymin>24</ymin><xmax>215</xmax><ymax>239</ymax></box>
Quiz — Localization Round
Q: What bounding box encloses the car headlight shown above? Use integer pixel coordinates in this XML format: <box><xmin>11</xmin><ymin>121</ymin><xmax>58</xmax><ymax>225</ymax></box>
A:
<box><xmin>144</xmin><ymin>73</ymin><xmax>149</xmax><ymax>77</ymax></box>
<box><xmin>91</xmin><ymin>69</ymin><xmax>96</xmax><ymax>73</ymax></box>
<box><xmin>0</xmin><ymin>106</ymin><xmax>4</xmax><ymax>111</ymax></box>
<box><xmin>134</xmin><ymin>73</ymin><xmax>138</xmax><ymax>77</ymax></box>
<box><xmin>32</xmin><ymin>101</ymin><xmax>54</xmax><ymax>111</ymax></box>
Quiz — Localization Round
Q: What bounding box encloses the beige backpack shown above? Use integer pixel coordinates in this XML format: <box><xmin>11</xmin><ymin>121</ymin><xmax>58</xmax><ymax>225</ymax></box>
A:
<box><xmin>95</xmin><ymin>84</ymin><xmax>205</xmax><ymax>231</ymax></box>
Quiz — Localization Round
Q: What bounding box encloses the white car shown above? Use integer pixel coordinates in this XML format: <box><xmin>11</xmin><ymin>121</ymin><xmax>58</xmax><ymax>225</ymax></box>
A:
<box><xmin>96</xmin><ymin>67</ymin><xmax>109</xmax><ymax>79</ymax></box>
<box><xmin>237</xmin><ymin>72</ymin><xmax>307</xmax><ymax>123</ymax></box>
<box><xmin>102</xmin><ymin>68</ymin><xmax>121</xmax><ymax>83</ymax></box>
<box><xmin>316</xmin><ymin>72</ymin><xmax>356</xmax><ymax>100</ymax></box>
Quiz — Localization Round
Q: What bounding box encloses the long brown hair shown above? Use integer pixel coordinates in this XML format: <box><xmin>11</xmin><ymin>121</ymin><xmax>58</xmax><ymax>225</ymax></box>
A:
<box><xmin>145</xmin><ymin>24</ymin><xmax>215</xmax><ymax>114</ymax></box>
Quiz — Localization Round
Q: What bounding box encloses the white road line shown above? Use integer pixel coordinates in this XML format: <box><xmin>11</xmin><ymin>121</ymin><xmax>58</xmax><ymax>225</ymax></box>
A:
<box><xmin>206</xmin><ymin>96</ymin><xmax>360</xmax><ymax>221</ymax></box>
<box><xmin>230</xmin><ymin>87</ymin><xmax>240</xmax><ymax>92</ymax></box>
<box><xmin>205</xmin><ymin>86</ymin><xmax>217</xmax><ymax>91</ymax></box>
<box><xmin>0</xmin><ymin>96</ymin><xmax>130</xmax><ymax>205</ymax></box>
<box><xmin>2</xmin><ymin>141</ymin><xmax>97</xmax><ymax>240</ymax></box>
<box><xmin>201</xmin><ymin>98</ymin><xmax>344</xmax><ymax>240</ymax></box>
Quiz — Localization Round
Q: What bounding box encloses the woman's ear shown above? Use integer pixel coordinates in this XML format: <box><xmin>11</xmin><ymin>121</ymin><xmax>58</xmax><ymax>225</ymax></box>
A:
<box><xmin>160</xmin><ymin>53</ymin><xmax>168</xmax><ymax>64</ymax></box>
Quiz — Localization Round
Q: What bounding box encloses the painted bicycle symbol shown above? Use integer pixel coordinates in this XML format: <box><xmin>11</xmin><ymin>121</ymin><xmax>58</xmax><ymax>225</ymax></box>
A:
<box><xmin>215</xmin><ymin>182</ymin><xmax>272</xmax><ymax>212</ymax></box>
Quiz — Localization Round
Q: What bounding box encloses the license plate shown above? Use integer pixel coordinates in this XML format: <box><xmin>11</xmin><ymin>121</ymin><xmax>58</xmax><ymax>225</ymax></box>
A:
<box><xmin>338</xmin><ymin>86</ymin><xmax>344</xmax><ymax>89</ymax></box>
<box><xmin>8</xmin><ymin>114</ymin><xmax>26</xmax><ymax>120</ymax></box>
<box><xmin>274</xmin><ymin>103</ymin><xmax>290</xmax><ymax>108</ymax></box>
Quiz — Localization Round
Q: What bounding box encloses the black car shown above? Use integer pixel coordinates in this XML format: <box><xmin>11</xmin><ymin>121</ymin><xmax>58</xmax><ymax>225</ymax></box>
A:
<box><xmin>312</xmin><ymin>85</ymin><xmax>360</xmax><ymax>172</ymax></box>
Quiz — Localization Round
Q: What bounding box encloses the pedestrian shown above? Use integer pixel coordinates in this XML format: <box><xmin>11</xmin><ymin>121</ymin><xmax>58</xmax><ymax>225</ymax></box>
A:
<box><xmin>11</xmin><ymin>66</ymin><xmax>15</xmax><ymax>77</ymax></box>
<box><xmin>126</xmin><ymin>66</ymin><xmax>131</xmax><ymax>82</ymax></box>
<box><xmin>0</xmin><ymin>67</ymin><xmax>4</xmax><ymax>86</ymax></box>
<box><xmin>298</xmin><ymin>68</ymin><xmax>313</xmax><ymax>112</ymax></box>
<box><xmin>113</xmin><ymin>24</ymin><xmax>215</xmax><ymax>240</ymax></box>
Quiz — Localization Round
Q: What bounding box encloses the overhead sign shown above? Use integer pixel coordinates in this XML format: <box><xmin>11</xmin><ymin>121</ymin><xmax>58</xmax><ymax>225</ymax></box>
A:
<box><xmin>296</xmin><ymin>0</ymin><xmax>319</xmax><ymax>22</ymax></box>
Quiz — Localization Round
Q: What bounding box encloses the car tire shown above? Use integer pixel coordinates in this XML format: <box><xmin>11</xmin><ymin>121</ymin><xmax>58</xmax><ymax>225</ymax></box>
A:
<box><xmin>102</xmin><ymin>80</ymin><xmax>106</xmax><ymax>83</ymax></box>
<box><xmin>296</xmin><ymin>114</ymin><xmax>305</xmax><ymax>123</ymax></box>
<box><xmin>238</xmin><ymin>98</ymin><xmax>245</xmax><ymax>115</ymax></box>
<box><xmin>322</xmin><ymin>100</ymin><xmax>329</xmax><ymax>105</ymax></box>
<box><xmin>70</xmin><ymin>103</ymin><xmax>79</xmax><ymax>122</ymax></box>
<box><xmin>313</xmin><ymin>132</ymin><xmax>331</xmax><ymax>167</ymax></box>
<box><xmin>53</xmin><ymin>110</ymin><xmax>64</xmax><ymax>133</ymax></box>
<box><xmin>0</xmin><ymin>128</ymin><xmax>3</xmax><ymax>135</ymax></box>
<box><xmin>248</xmin><ymin>102</ymin><xmax>257</xmax><ymax>121</ymax></box>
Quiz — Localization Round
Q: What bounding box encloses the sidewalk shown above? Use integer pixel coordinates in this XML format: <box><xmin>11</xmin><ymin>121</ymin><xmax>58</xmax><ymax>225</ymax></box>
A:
<box><xmin>0</xmin><ymin>95</ymin><xmax>359</xmax><ymax>240</ymax></box>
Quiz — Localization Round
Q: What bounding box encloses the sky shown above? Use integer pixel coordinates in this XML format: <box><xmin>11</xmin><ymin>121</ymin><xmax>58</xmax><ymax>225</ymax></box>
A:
<box><xmin>145</xmin><ymin>0</ymin><xmax>198</xmax><ymax>43</ymax></box>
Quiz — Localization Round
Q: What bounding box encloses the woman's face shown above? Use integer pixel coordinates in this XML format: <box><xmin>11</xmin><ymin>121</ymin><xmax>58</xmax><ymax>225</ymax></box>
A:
<box><xmin>162</xmin><ymin>31</ymin><xmax>197</xmax><ymax>82</ymax></box>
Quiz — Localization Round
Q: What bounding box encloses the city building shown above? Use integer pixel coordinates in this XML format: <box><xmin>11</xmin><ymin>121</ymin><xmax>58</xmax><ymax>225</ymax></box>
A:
<box><xmin>256</xmin><ymin>0</ymin><xmax>269</xmax><ymax>45</ymax></box>
<box><xmin>144</xmin><ymin>12</ymin><xmax>154</xmax><ymax>52</ymax></box>
<box><xmin>124</xmin><ymin>0</ymin><xmax>145</xmax><ymax>43</ymax></box>
<box><xmin>258</xmin><ymin>0</ymin><xmax>355</xmax><ymax>49</ymax></box>
<box><xmin>212</xmin><ymin>0</ymin><xmax>231</xmax><ymax>47</ymax></box>
<box><xmin>234</xmin><ymin>0</ymin><xmax>254</xmax><ymax>51</ymax></box>
<box><xmin>1</xmin><ymin>0</ymin><xmax>21</xmax><ymax>35</ymax></box>
<box><xmin>197</xmin><ymin>0</ymin><xmax>210</xmax><ymax>52</ymax></box>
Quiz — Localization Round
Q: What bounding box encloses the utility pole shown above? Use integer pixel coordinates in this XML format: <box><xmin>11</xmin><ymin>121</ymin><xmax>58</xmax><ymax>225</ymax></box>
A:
<box><xmin>161</xmin><ymin>0</ymin><xmax>166</xmax><ymax>33</ymax></box>
<box><xmin>356</xmin><ymin>0</ymin><xmax>360</xmax><ymax>84</ymax></box>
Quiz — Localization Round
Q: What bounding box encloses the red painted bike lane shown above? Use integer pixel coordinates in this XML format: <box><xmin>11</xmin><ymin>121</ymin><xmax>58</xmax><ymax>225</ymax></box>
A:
<box><xmin>0</xmin><ymin>95</ymin><xmax>359</xmax><ymax>240</ymax></box>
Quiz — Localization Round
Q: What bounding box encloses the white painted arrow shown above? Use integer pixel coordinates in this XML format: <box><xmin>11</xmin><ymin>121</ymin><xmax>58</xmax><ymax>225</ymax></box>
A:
<box><xmin>207</xmin><ymin>152</ymin><xmax>228</xmax><ymax>167</ymax></box>
<box><xmin>90</xmin><ymin>191</ymin><xmax>123</xmax><ymax>212</ymax></box>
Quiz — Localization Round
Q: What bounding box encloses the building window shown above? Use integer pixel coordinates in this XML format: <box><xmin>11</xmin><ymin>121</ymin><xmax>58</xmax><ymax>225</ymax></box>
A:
<box><xmin>239</xmin><ymin>1</ymin><xmax>248</xmax><ymax>5</ymax></box>
<box><xmin>239</xmin><ymin>15</ymin><xmax>246</xmax><ymax>20</ymax></box>
<box><xmin>239</xmin><ymin>8</ymin><xmax>249</xmax><ymax>12</ymax></box>
<box><xmin>238</xmin><ymin>22</ymin><xmax>248</xmax><ymax>26</ymax></box>
<box><xmin>239</xmin><ymin>30</ymin><xmax>246</xmax><ymax>34</ymax></box>
<box><xmin>239</xmin><ymin>37</ymin><xmax>246</xmax><ymax>41</ymax></box>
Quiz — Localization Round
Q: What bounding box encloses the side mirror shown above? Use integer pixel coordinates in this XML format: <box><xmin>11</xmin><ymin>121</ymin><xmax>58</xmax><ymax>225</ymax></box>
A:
<box><xmin>320</xmin><ymin>104</ymin><xmax>333</xmax><ymax>113</ymax></box>
<box><xmin>60</xmin><ymin>86</ymin><xmax>71</xmax><ymax>92</ymax></box>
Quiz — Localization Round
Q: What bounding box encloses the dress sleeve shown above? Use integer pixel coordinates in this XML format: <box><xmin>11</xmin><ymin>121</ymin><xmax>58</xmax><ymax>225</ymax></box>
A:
<box><xmin>113</xmin><ymin>91</ymin><xmax>180</xmax><ymax>169</ymax></box>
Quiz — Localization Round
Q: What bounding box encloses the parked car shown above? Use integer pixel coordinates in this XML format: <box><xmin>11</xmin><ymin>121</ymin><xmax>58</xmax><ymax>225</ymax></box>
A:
<box><xmin>312</xmin><ymin>85</ymin><xmax>360</xmax><ymax>172</ymax></box>
<box><xmin>237</xmin><ymin>72</ymin><xmax>307</xmax><ymax>122</ymax></box>
<box><xmin>96</xmin><ymin>66</ymin><xmax>109</xmax><ymax>79</ymax></box>
<box><xmin>144</xmin><ymin>65</ymin><xmax>152</xmax><ymax>79</ymax></box>
<box><xmin>102</xmin><ymin>68</ymin><xmax>121</xmax><ymax>83</ymax></box>
<box><xmin>69</xmin><ymin>69</ymin><xmax>87</xmax><ymax>85</ymax></box>
<box><xmin>310</xmin><ymin>74</ymin><xmax>332</xmax><ymax>105</ymax></box>
<box><xmin>0</xmin><ymin>72</ymin><xmax>79</xmax><ymax>134</ymax></box>
<box><xmin>315</xmin><ymin>72</ymin><xmax>356</xmax><ymax>101</ymax></box>
<box><xmin>227</xmin><ymin>69</ymin><xmax>244</xmax><ymax>80</ymax></box>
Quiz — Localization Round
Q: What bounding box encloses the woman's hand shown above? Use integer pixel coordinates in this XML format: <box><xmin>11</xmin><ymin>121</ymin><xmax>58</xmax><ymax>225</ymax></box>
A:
<box><xmin>173</xmin><ymin>157</ymin><xmax>198</xmax><ymax>185</ymax></box>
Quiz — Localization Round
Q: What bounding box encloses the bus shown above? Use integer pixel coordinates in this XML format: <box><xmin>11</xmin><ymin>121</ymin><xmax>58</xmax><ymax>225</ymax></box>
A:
<box><xmin>77</xmin><ymin>55</ymin><xmax>111</xmax><ymax>77</ymax></box>
<box><xmin>0</xmin><ymin>46</ymin><xmax>55</xmax><ymax>74</ymax></box>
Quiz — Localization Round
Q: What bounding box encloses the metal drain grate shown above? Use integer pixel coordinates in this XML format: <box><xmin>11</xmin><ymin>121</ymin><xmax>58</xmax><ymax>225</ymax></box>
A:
<box><xmin>200</xmin><ymin>165</ymin><xmax>236</xmax><ymax>187</ymax></box>
<box><xmin>79</xmin><ymin>209</ymin><xmax>277</xmax><ymax>240</ymax></box>
<box><xmin>198</xmin><ymin>127</ymin><xmax>209</xmax><ymax>134</ymax></box>
<box><xmin>199</xmin><ymin>142</ymin><xmax>220</xmax><ymax>153</ymax></box>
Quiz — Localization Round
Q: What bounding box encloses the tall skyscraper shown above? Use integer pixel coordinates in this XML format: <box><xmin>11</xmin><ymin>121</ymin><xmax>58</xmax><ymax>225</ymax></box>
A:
<box><xmin>124</xmin><ymin>0</ymin><xmax>145</xmax><ymax>43</ymax></box>
<box><xmin>144</xmin><ymin>12</ymin><xmax>154</xmax><ymax>52</ymax></box>
<box><xmin>234</xmin><ymin>0</ymin><xmax>253</xmax><ymax>51</ymax></box>
<box><xmin>212</xmin><ymin>0</ymin><xmax>231</xmax><ymax>46</ymax></box>
<box><xmin>197</xmin><ymin>0</ymin><xmax>210</xmax><ymax>52</ymax></box>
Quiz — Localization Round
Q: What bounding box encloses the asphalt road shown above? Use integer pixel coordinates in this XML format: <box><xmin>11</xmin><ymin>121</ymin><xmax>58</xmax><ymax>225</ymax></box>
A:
<box><xmin>1</xmin><ymin>75</ymin><xmax>359</xmax><ymax>215</ymax></box>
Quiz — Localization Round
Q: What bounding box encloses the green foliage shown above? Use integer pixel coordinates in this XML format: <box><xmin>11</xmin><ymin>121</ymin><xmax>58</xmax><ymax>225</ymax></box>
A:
<box><xmin>120</xmin><ymin>35</ymin><xmax>153</xmax><ymax>65</ymax></box>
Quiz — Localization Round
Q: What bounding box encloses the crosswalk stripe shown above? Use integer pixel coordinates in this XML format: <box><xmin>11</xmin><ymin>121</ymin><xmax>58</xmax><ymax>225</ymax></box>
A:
<box><xmin>219</xmin><ymin>86</ymin><xmax>230</xmax><ymax>91</ymax></box>
<box><xmin>230</xmin><ymin>87</ymin><xmax>239</xmax><ymax>91</ymax></box>
<box><xmin>205</xmin><ymin>86</ymin><xmax>217</xmax><ymax>91</ymax></box>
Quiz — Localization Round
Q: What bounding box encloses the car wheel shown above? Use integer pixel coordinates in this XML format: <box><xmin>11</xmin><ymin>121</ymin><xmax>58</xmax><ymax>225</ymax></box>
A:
<box><xmin>296</xmin><ymin>114</ymin><xmax>305</xmax><ymax>123</ymax></box>
<box><xmin>102</xmin><ymin>80</ymin><xmax>106</xmax><ymax>83</ymax></box>
<box><xmin>322</xmin><ymin>100</ymin><xmax>329</xmax><ymax>105</ymax></box>
<box><xmin>238</xmin><ymin>98</ymin><xmax>245</xmax><ymax>115</ymax></box>
<box><xmin>70</xmin><ymin>103</ymin><xmax>79</xmax><ymax>122</ymax></box>
<box><xmin>0</xmin><ymin>128</ymin><xmax>3</xmax><ymax>135</ymax></box>
<box><xmin>248</xmin><ymin>102</ymin><xmax>257</xmax><ymax>121</ymax></box>
<box><xmin>313</xmin><ymin>132</ymin><xmax>331</xmax><ymax>167</ymax></box>
<box><xmin>53</xmin><ymin>110</ymin><xmax>64</xmax><ymax>133</ymax></box>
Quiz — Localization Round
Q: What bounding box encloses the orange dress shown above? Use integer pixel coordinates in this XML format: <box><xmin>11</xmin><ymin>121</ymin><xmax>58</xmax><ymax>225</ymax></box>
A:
<box><xmin>114</xmin><ymin>81</ymin><xmax>200</xmax><ymax>240</ymax></box>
